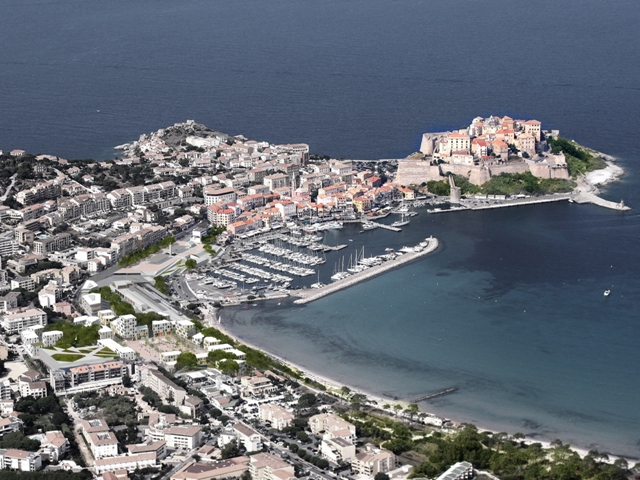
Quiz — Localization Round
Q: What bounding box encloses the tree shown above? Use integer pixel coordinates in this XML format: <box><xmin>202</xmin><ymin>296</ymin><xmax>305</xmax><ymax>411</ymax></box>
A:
<box><xmin>52</xmin><ymin>411</ymin><xmax>68</xmax><ymax>428</ymax></box>
<box><xmin>340</xmin><ymin>386</ymin><xmax>351</xmax><ymax>398</ymax></box>
<box><xmin>0</xmin><ymin>432</ymin><xmax>41</xmax><ymax>451</ymax></box>
<box><xmin>404</xmin><ymin>403</ymin><xmax>419</xmax><ymax>419</ymax></box>
<box><xmin>221</xmin><ymin>440</ymin><xmax>241</xmax><ymax>459</ymax></box>
<box><xmin>374</xmin><ymin>473</ymin><xmax>390</xmax><ymax>480</ymax></box>
<box><xmin>217</xmin><ymin>359</ymin><xmax>240</xmax><ymax>376</ymax></box>
<box><xmin>176</xmin><ymin>352</ymin><xmax>198</xmax><ymax>369</ymax></box>
<box><xmin>122</xmin><ymin>374</ymin><xmax>132</xmax><ymax>388</ymax></box>
<box><xmin>297</xmin><ymin>393</ymin><xmax>317</xmax><ymax>410</ymax></box>
<box><xmin>185</xmin><ymin>258</ymin><xmax>197</xmax><ymax>270</ymax></box>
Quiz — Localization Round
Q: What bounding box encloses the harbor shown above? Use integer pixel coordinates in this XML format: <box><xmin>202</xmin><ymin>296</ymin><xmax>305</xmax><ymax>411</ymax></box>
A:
<box><xmin>293</xmin><ymin>236</ymin><xmax>439</xmax><ymax>304</ymax></box>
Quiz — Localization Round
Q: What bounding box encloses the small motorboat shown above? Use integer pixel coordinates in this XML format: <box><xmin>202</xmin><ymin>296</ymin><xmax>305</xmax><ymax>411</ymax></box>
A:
<box><xmin>604</xmin><ymin>289</ymin><xmax>611</xmax><ymax>297</ymax></box>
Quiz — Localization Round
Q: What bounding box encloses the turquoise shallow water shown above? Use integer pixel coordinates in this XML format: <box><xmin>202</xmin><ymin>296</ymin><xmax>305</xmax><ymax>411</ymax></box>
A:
<box><xmin>1</xmin><ymin>0</ymin><xmax>640</xmax><ymax>458</ymax></box>
<box><xmin>224</xmin><ymin>201</ymin><xmax>640</xmax><ymax>457</ymax></box>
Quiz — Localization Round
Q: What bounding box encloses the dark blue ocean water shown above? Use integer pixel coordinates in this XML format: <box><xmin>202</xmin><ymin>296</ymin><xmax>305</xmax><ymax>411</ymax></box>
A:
<box><xmin>2</xmin><ymin>0</ymin><xmax>640</xmax><ymax>456</ymax></box>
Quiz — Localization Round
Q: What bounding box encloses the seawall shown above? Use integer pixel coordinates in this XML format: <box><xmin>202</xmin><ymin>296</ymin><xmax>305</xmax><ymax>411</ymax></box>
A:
<box><xmin>293</xmin><ymin>237</ymin><xmax>439</xmax><ymax>304</ymax></box>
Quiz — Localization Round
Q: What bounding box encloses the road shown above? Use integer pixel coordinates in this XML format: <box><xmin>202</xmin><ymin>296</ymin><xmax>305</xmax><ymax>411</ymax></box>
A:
<box><xmin>65</xmin><ymin>401</ymin><xmax>95</xmax><ymax>467</ymax></box>
<box><xmin>0</xmin><ymin>173</ymin><xmax>18</xmax><ymax>202</ymax></box>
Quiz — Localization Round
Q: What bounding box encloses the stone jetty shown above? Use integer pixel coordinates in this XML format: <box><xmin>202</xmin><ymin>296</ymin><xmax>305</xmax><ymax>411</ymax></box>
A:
<box><xmin>293</xmin><ymin>237</ymin><xmax>439</xmax><ymax>305</ymax></box>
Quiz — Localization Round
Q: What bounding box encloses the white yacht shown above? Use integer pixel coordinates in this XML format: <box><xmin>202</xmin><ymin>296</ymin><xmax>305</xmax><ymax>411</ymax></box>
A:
<box><xmin>391</xmin><ymin>213</ymin><xmax>410</xmax><ymax>228</ymax></box>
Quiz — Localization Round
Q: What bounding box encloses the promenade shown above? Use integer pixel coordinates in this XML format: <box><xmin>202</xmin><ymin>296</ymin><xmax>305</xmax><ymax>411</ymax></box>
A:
<box><xmin>293</xmin><ymin>237</ymin><xmax>439</xmax><ymax>305</ymax></box>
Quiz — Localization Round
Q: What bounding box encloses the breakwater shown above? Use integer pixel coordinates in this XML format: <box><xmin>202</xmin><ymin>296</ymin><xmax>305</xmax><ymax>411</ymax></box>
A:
<box><xmin>293</xmin><ymin>237</ymin><xmax>439</xmax><ymax>304</ymax></box>
<box><xmin>412</xmin><ymin>387</ymin><xmax>458</xmax><ymax>403</ymax></box>
<box><xmin>464</xmin><ymin>194</ymin><xmax>572</xmax><ymax>210</ymax></box>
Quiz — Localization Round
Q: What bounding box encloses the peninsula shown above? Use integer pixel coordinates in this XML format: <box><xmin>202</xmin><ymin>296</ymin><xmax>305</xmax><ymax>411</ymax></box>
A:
<box><xmin>395</xmin><ymin>115</ymin><xmax>628</xmax><ymax>211</ymax></box>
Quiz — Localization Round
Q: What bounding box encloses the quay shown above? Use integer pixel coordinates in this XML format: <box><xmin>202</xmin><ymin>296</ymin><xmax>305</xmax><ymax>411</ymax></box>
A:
<box><xmin>463</xmin><ymin>193</ymin><xmax>572</xmax><ymax>211</ymax></box>
<box><xmin>429</xmin><ymin>191</ymin><xmax>630</xmax><ymax>214</ymax></box>
<box><xmin>293</xmin><ymin>237</ymin><xmax>439</xmax><ymax>305</ymax></box>
<box><xmin>412</xmin><ymin>387</ymin><xmax>458</xmax><ymax>403</ymax></box>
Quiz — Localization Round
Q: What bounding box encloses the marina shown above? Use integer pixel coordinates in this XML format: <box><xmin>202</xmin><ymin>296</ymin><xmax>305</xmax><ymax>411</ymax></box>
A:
<box><xmin>294</xmin><ymin>236</ymin><xmax>439</xmax><ymax>304</ymax></box>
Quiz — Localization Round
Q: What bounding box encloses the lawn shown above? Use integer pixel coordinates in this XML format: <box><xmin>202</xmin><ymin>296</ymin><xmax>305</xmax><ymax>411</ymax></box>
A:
<box><xmin>51</xmin><ymin>353</ymin><xmax>85</xmax><ymax>362</ymax></box>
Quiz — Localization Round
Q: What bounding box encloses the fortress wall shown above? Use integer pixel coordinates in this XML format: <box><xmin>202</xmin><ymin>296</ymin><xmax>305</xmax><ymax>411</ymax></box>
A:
<box><xmin>395</xmin><ymin>157</ymin><xmax>566</xmax><ymax>187</ymax></box>
<box><xmin>528</xmin><ymin>164</ymin><xmax>552</xmax><ymax>179</ymax></box>
<box><xmin>489</xmin><ymin>162</ymin><xmax>529</xmax><ymax>176</ymax></box>
<box><xmin>468</xmin><ymin>167</ymin><xmax>492</xmax><ymax>185</ymax></box>
<box><xmin>394</xmin><ymin>160</ymin><xmax>443</xmax><ymax>186</ymax></box>
<box><xmin>550</xmin><ymin>167</ymin><xmax>570</xmax><ymax>179</ymax></box>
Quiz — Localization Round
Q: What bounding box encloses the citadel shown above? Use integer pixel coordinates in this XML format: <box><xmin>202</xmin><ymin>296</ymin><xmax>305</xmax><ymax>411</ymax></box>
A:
<box><xmin>395</xmin><ymin>115</ymin><xmax>570</xmax><ymax>186</ymax></box>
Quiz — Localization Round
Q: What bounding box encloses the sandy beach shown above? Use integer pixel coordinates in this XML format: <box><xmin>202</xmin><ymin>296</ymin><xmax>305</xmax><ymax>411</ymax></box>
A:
<box><xmin>213</xmin><ymin>316</ymin><xmax>402</xmax><ymax>410</ymax></box>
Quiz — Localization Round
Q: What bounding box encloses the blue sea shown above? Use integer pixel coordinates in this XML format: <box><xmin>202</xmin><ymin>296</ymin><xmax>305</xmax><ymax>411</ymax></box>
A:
<box><xmin>2</xmin><ymin>0</ymin><xmax>640</xmax><ymax>457</ymax></box>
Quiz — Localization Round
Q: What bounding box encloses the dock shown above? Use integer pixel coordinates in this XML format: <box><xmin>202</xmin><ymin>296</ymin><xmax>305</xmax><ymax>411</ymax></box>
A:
<box><xmin>411</xmin><ymin>387</ymin><xmax>458</xmax><ymax>403</ymax></box>
<box><xmin>293</xmin><ymin>237</ymin><xmax>439</xmax><ymax>304</ymax></box>
<box><xmin>369</xmin><ymin>222</ymin><xmax>402</xmax><ymax>232</ymax></box>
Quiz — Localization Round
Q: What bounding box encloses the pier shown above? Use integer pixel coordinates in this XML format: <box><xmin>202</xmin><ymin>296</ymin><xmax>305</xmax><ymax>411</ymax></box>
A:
<box><xmin>293</xmin><ymin>237</ymin><xmax>439</xmax><ymax>304</ymax></box>
<box><xmin>573</xmin><ymin>191</ymin><xmax>630</xmax><ymax>210</ymax></box>
<box><xmin>411</xmin><ymin>387</ymin><xmax>458</xmax><ymax>403</ymax></box>
<box><xmin>368</xmin><ymin>222</ymin><xmax>402</xmax><ymax>232</ymax></box>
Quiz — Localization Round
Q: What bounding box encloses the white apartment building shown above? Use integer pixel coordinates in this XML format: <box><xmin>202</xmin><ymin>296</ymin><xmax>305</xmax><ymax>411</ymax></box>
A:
<box><xmin>249</xmin><ymin>452</ymin><xmax>295</xmax><ymax>480</ymax></box>
<box><xmin>258</xmin><ymin>404</ymin><xmax>294</xmax><ymax>430</ymax></box>
<box><xmin>97</xmin><ymin>338</ymin><xmax>137</xmax><ymax>360</ymax></box>
<box><xmin>152</xmin><ymin>319</ymin><xmax>173</xmax><ymax>336</ymax></box>
<box><xmin>164</xmin><ymin>426</ymin><xmax>202</xmax><ymax>449</ymax></box>
<box><xmin>263</xmin><ymin>174</ymin><xmax>290</xmax><ymax>192</ymax></box>
<box><xmin>93</xmin><ymin>452</ymin><xmax>157</xmax><ymax>475</ymax></box>
<box><xmin>89</xmin><ymin>432</ymin><xmax>119</xmax><ymax>459</ymax></box>
<box><xmin>111</xmin><ymin>314</ymin><xmax>137</xmax><ymax>339</ymax></box>
<box><xmin>33</xmin><ymin>430</ymin><xmax>69</xmax><ymax>463</ymax></box>
<box><xmin>80</xmin><ymin>292</ymin><xmax>102</xmax><ymax>315</ymax></box>
<box><xmin>204</xmin><ymin>186</ymin><xmax>237</xmax><ymax>206</ymax></box>
<box><xmin>42</xmin><ymin>330</ymin><xmax>63</xmax><ymax>347</ymax></box>
<box><xmin>203</xmin><ymin>336</ymin><xmax>221</xmax><ymax>349</ymax></box>
<box><xmin>160</xmin><ymin>351</ymin><xmax>180</xmax><ymax>365</ymax></box>
<box><xmin>309</xmin><ymin>413</ymin><xmax>356</xmax><ymax>439</ymax></box>
<box><xmin>21</xmin><ymin>329</ymin><xmax>40</xmax><ymax>356</ymax></box>
<box><xmin>351</xmin><ymin>445</ymin><xmax>396</xmax><ymax>476</ymax></box>
<box><xmin>98</xmin><ymin>309</ymin><xmax>117</xmax><ymax>325</ymax></box>
<box><xmin>1</xmin><ymin>308</ymin><xmax>47</xmax><ymax>334</ymax></box>
<box><xmin>175</xmin><ymin>319</ymin><xmax>196</xmax><ymax>339</ymax></box>
<box><xmin>140</xmin><ymin>367</ymin><xmax>186</xmax><ymax>407</ymax></box>
<box><xmin>233</xmin><ymin>422</ymin><xmax>262</xmax><ymax>452</ymax></box>
<box><xmin>0</xmin><ymin>449</ymin><xmax>42</xmax><ymax>471</ymax></box>
<box><xmin>99</xmin><ymin>326</ymin><xmax>114</xmax><ymax>339</ymax></box>
<box><xmin>321</xmin><ymin>436</ymin><xmax>356</xmax><ymax>464</ymax></box>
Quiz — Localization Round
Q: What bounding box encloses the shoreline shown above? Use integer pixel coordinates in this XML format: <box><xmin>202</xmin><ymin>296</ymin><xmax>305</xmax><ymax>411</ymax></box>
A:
<box><xmin>582</xmin><ymin>158</ymin><xmax>625</xmax><ymax>193</ymax></box>
<box><xmin>214</xmin><ymin>314</ymin><xmax>405</xmax><ymax>410</ymax></box>
<box><xmin>215</xmin><ymin>305</ymin><xmax>637</xmax><ymax>464</ymax></box>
